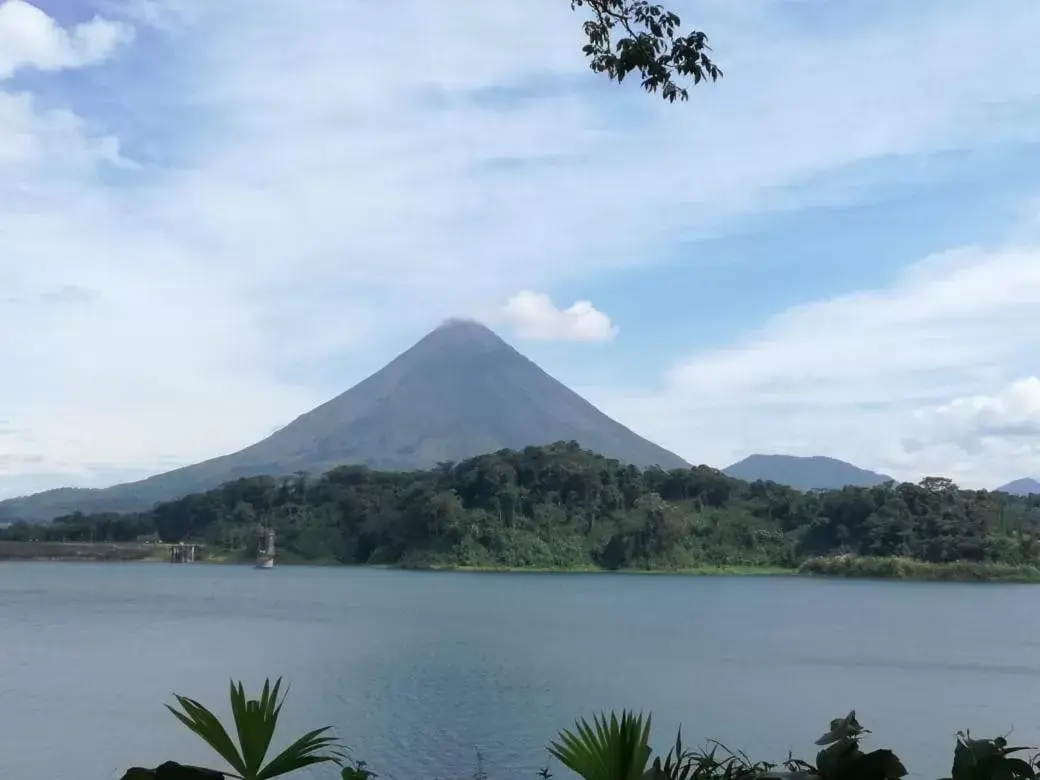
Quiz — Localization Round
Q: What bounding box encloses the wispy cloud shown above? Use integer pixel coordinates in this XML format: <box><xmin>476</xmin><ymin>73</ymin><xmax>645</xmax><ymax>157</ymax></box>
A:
<box><xmin>1</xmin><ymin>0</ymin><xmax>1040</xmax><ymax>496</ymax></box>
<box><xmin>589</xmin><ymin>238</ymin><xmax>1040</xmax><ymax>488</ymax></box>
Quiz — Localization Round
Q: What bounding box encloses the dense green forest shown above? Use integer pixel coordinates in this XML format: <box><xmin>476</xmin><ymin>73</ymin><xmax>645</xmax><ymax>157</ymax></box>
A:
<box><xmin>4</xmin><ymin>442</ymin><xmax>1040</xmax><ymax>572</ymax></box>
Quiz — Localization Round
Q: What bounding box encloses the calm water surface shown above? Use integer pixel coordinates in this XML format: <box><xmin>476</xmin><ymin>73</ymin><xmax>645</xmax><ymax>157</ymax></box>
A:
<box><xmin>3</xmin><ymin>564</ymin><xmax>1040</xmax><ymax>780</ymax></box>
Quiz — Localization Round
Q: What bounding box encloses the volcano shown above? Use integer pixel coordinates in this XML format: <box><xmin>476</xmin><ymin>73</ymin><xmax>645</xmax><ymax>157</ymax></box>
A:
<box><xmin>1</xmin><ymin>319</ymin><xmax>687</xmax><ymax>521</ymax></box>
<box><xmin>996</xmin><ymin>478</ymin><xmax>1040</xmax><ymax>496</ymax></box>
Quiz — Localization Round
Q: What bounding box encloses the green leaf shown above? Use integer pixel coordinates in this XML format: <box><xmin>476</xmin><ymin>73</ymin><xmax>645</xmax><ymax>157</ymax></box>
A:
<box><xmin>571</xmin><ymin>0</ymin><xmax>721</xmax><ymax>102</ymax></box>
<box><xmin>166</xmin><ymin>697</ymin><xmax>246</xmax><ymax>776</ymax></box>
<box><xmin>167</xmin><ymin>678</ymin><xmax>342</xmax><ymax>780</ymax></box>
<box><xmin>256</xmin><ymin>726</ymin><xmax>343</xmax><ymax>780</ymax></box>
<box><xmin>229</xmin><ymin>678</ymin><xmax>283</xmax><ymax>775</ymax></box>
<box><xmin>549</xmin><ymin>711</ymin><xmax>653</xmax><ymax>780</ymax></box>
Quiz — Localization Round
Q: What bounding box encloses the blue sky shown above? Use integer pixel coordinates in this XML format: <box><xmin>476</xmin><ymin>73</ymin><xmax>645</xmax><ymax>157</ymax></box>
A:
<box><xmin>1</xmin><ymin>0</ymin><xmax>1040</xmax><ymax>498</ymax></box>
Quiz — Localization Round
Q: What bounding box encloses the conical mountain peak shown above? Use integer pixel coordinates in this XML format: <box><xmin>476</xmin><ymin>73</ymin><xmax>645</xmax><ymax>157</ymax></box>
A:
<box><xmin>416</xmin><ymin>317</ymin><xmax>511</xmax><ymax>352</ymax></box>
<box><xmin>996</xmin><ymin>477</ymin><xmax>1040</xmax><ymax>495</ymax></box>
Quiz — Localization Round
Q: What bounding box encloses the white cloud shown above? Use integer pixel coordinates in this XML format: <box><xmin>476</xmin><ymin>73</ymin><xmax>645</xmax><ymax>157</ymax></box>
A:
<box><xmin>906</xmin><ymin>378</ymin><xmax>1040</xmax><ymax>467</ymax></box>
<box><xmin>2</xmin><ymin>0</ymin><xmax>1040</xmax><ymax>497</ymax></box>
<box><xmin>496</xmin><ymin>291</ymin><xmax>617</xmax><ymax>342</ymax></box>
<box><xmin>0</xmin><ymin>0</ymin><xmax>132</xmax><ymax>79</ymax></box>
<box><xmin>0</xmin><ymin>91</ymin><xmax>126</xmax><ymax>169</ymax></box>
<box><xmin>588</xmin><ymin>240</ymin><xmax>1040</xmax><ymax>489</ymax></box>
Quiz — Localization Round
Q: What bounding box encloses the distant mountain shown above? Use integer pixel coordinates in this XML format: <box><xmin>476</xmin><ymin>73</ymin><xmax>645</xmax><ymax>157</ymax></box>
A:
<box><xmin>723</xmin><ymin>454</ymin><xmax>892</xmax><ymax>491</ymax></box>
<box><xmin>0</xmin><ymin>319</ymin><xmax>687</xmax><ymax>522</ymax></box>
<box><xmin>995</xmin><ymin>478</ymin><xmax>1040</xmax><ymax>496</ymax></box>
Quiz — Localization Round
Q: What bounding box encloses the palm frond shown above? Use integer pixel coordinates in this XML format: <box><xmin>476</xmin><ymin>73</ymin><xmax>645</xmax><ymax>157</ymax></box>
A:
<box><xmin>256</xmin><ymin>726</ymin><xmax>345</xmax><ymax>780</ymax></box>
<box><xmin>167</xmin><ymin>678</ymin><xmax>343</xmax><ymax>780</ymax></box>
<box><xmin>166</xmin><ymin>695</ymin><xmax>247</xmax><ymax>777</ymax></box>
<box><xmin>549</xmin><ymin>710</ymin><xmax>653</xmax><ymax>780</ymax></box>
<box><xmin>229</xmin><ymin>678</ymin><xmax>283</xmax><ymax>776</ymax></box>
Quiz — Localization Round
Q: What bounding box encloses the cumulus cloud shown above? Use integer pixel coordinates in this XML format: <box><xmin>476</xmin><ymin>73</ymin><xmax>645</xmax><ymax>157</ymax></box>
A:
<box><xmin>2</xmin><ymin>0</ymin><xmax>1040</xmax><ymax>496</ymax></box>
<box><xmin>911</xmin><ymin>378</ymin><xmax>1040</xmax><ymax>448</ymax></box>
<box><xmin>588</xmin><ymin>241</ymin><xmax>1040</xmax><ymax>489</ymax></box>
<box><xmin>496</xmin><ymin>291</ymin><xmax>617</xmax><ymax>342</ymax></box>
<box><xmin>0</xmin><ymin>0</ymin><xmax>132</xmax><ymax>79</ymax></box>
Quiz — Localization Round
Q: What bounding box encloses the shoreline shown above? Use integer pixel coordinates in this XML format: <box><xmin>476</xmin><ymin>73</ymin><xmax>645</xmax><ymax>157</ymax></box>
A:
<box><xmin>4</xmin><ymin>544</ymin><xmax>1040</xmax><ymax>583</ymax></box>
<box><xmin>0</xmin><ymin>551</ymin><xmax>792</xmax><ymax>576</ymax></box>
<box><xmin>400</xmin><ymin>563</ymin><xmax>796</xmax><ymax>577</ymax></box>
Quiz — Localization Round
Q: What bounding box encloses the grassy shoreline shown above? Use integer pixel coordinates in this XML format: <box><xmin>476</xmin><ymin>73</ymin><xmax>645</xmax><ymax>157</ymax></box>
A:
<box><xmin>799</xmin><ymin>555</ymin><xmax>1040</xmax><ymax>582</ymax></box>
<box><xmin>400</xmin><ymin>562</ymin><xmax>796</xmax><ymax>576</ymax></box>
<box><xmin>5</xmin><ymin>543</ymin><xmax>1040</xmax><ymax>583</ymax></box>
<box><xmin>0</xmin><ymin>540</ymin><xmax>166</xmax><ymax>563</ymax></box>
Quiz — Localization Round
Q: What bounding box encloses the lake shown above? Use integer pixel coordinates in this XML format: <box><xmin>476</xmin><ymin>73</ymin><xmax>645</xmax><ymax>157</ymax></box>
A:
<box><xmin>3</xmin><ymin>564</ymin><xmax>1040</xmax><ymax>780</ymax></box>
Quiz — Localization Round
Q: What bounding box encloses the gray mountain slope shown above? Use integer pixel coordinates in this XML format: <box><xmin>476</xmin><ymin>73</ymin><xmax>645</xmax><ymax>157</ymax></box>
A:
<box><xmin>995</xmin><ymin>478</ymin><xmax>1040</xmax><ymax>496</ymax></box>
<box><xmin>0</xmin><ymin>319</ymin><xmax>688</xmax><ymax>521</ymax></box>
<box><xmin>723</xmin><ymin>454</ymin><xmax>892</xmax><ymax>490</ymax></box>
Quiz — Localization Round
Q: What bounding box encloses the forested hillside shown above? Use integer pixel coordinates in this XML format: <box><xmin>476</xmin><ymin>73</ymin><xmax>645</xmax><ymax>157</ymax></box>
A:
<box><xmin>4</xmin><ymin>442</ymin><xmax>1040</xmax><ymax>571</ymax></box>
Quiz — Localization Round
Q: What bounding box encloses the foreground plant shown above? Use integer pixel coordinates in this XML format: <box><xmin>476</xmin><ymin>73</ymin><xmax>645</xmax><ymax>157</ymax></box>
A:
<box><xmin>945</xmin><ymin>733</ymin><xmax>1037</xmax><ymax>780</ymax></box>
<box><xmin>547</xmin><ymin>710</ymin><xmax>1033</xmax><ymax>780</ymax></box>
<box><xmin>125</xmin><ymin>689</ymin><xmax>1040</xmax><ymax>780</ymax></box>
<box><xmin>165</xmin><ymin>677</ymin><xmax>344</xmax><ymax>779</ymax></box>
<box><xmin>783</xmin><ymin>711</ymin><xmax>906</xmax><ymax>780</ymax></box>
<box><xmin>549</xmin><ymin>711</ymin><xmax>654</xmax><ymax>780</ymax></box>
<box><xmin>549</xmin><ymin>710</ymin><xmax>772</xmax><ymax>780</ymax></box>
<box><xmin>122</xmin><ymin>762</ymin><xmax>225</xmax><ymax>779</ymax></box>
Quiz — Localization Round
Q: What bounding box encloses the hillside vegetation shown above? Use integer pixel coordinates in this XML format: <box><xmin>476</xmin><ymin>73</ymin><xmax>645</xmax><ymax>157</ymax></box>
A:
<box><xmin>4</xmin><ymin>442</ymin><xmax>1040</xmax><ymax>575</ymax></box>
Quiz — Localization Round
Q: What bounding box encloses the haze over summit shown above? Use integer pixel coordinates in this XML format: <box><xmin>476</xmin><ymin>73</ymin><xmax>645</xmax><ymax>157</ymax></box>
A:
<box><xmin>1</xmin><ymin>0</ymin><xmax>1040</xmax><ymax>498</ymax></box>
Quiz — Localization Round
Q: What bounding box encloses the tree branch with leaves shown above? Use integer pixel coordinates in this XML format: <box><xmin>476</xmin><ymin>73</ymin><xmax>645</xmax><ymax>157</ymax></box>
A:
<box><xmin>571</xmin><ymin>0</ymin><xmax>722</xmax><ymax>102</ymax></box>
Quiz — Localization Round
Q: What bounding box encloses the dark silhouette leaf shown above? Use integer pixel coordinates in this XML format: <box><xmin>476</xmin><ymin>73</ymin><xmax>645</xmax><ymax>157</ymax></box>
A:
<box><xmin>120</xmin><ymin>762</ymin><xmax>224</xmax><ymax>780</ymax></box>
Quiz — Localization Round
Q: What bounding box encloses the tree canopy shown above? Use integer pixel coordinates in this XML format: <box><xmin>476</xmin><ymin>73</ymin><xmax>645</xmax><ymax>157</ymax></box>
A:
<box><xmin>7</xmin><ymin>442</ymin><xmax>1040</xmax><ymax>575</ymax></box>
<box><xmin>573</xmin><ymin>1</ymin><xmax>722</xmax><ymax>101</ymax></box>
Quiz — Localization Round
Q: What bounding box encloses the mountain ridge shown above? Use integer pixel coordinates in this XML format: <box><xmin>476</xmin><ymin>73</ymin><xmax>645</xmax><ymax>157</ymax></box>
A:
<box><xmin>996</xmin><ymin>478</ymin><xmax>1040</xmax><ymax>496</ymax></box>
<box><xmin>0</xmin><ymin>319</ymin><xmax>688</xmax><ymax>522</ymax></box>
<box><xmin>723</xmin><ymin>454</ymin><xmax>892</xmax><ymax>490</ymax></box>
